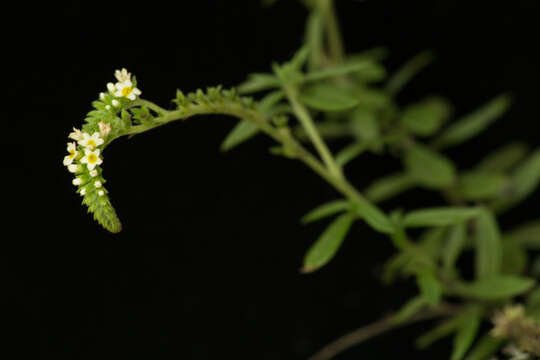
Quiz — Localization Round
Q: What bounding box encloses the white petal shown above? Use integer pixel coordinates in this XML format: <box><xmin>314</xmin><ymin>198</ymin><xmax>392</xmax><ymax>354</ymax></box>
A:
<box><xmin>63</xmin><ymin>156</ymin><xmax>72</xmax><ymax>166</ymax></box>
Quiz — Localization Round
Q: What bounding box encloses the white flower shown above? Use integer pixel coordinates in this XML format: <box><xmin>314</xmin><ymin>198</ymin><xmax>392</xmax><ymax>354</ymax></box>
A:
<box><xmin>98</xmin><ymin>121</ymin><xmax>111</xmax><ymax>138</ymax></box>
<box><xmin>89</xmin><ymin>169</ymin><xmax>98</xmax><ymax>177</ymax></box>
<box><xmin>80</xmin><ymin>188</ymin><xmax>86</xmax><ymax>196</ymax></box>
<box><xmin>94</xmin><ymin>180</ymin><xmax>102</xmax><ymax>188</ymax></box>
<box><xmin>80</xmin><ymin>148</ymin><xmax>103</xmax><ymax>171</ymax></box>
<box><xmin>67</xmin><ymin>164</ymin><xmax>81</xmax><ymax>173</ymax></box>
<box><xmin>105</xmin><ymin>105</ymin><xmax>111</xmax><ymax>110</ymax></box>
<box><xmin>114</xmin><ymin>80</ymin><xmax>141</xmax><ymax>100</ymax></box>
<box><xmin>112</xmin><ymin>99</ymin><xmax>119</xmax><ymax>107</ymax></box>
<box><xmin>73</xmin><ymin>177</ymin><xmax>83</xmax><ymax>186</ymax></box>
<box><xmin>78</xmin><ymin>132</ymin><xmax>104</xmax><ymax>149</ymax></box>
<box><xmin>98</xmin><ymin>190</ymin><xmax>105</xmax><ymax>196</ymax></box>
<box><xmin>115</xmin><ymin>68</ymin><xmax>131</xmax><ymax>83</ymax></box>
<box><xmin>107</xmin><ymin>82</ymin><xmax>116</xmax><ymax>93</ymax></box>
<box><xmin>68</xmin><ymin>128</ymin><xmax>82</xmax><ymax>141</ymax></box>
<box><xmin>99</xmin><ymin>92</ymin><xmax>105</xmax><ymax>100</ymax></box>
<box><xmin>63</xmin><ymin>142</ymin><xmax>78</xmax><ymax>166</ymax></box>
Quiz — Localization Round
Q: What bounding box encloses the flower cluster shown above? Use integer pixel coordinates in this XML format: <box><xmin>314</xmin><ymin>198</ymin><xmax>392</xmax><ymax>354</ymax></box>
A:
<box><xmin>63</xmin><ymin>68</ymin><xmax>141</xmax><ymax>232</ymax></box>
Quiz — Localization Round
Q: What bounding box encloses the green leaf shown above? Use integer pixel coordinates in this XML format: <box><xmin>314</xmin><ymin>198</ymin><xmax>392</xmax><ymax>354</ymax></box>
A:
<box><xmin>464</xmin><ymin>334</ymin><xmax>504</xmax><ymax>360</ymax></box>
<box><xmin>416</xmin><ymin>271</ymin><xmax>442</xmax><ymax>306</ymax></box>
<box><xmin>416</xmin><ymin>317</ymin><xmax>462</xmax><ymax>349</ymax></box>
<box><xmin>456</xmin><ymin>172</ymin><xmax>507</xmax><ymax>201</ymax></box>
<box><xmin>494</xmin><ymin>148</ymin><xmax>540</xmax><ymax>211</ymax></box>
<box><xmin>475</xmin><ymin>210</ymin><xmax>502</xmax><ymax>278</ymax></box>
<box><xmin>455</xmin><ymin>275</ymin><xmax>535</xmax><ymax>300</ymax></box>
<box><xmin>364</xmin><ymin>173</ymin><xmax>416</xmax><ymax>203</ymax></box>
<box><xmin>300</xmin><ymin>83</ymin><xmax>360</xmax><ymax>111</ymax></box>
<box><xmin>220</xmin><ymin>120</ymin><xmax>260</xmax><ymax>151</ymax></box>
<box><xmin>443</xmin><ymin>223</ymin><xmax>467</xmax><ymax>272</ymax></box>
<box><xmin>392</xmin><ymin>296</ymin><xmax>428</xmax><ymax>324</ymax></box>
<box><xmin>475</xmin><ymin>142</ymin><xmax>529</xmax><ymax>172</ymax></box>
<box><xmin>237</xmin><ymin>73</ymin><xmax>281</xmax><ymax>94</ymax></box>
<box><xmin>386</xmin><ymin>51</ymin><xmax>434</xmax><ymax>96</ymax></box>
<box><xmin>501</xmin><ymin>239</ymin><xmax>527</xmax><ymax>275</ymax></box>
<box><xmin>451</xmin><ymin>307</ymin><xmax>483</xmax><ymax>360</ymax></box>
<box><xmin>335</xmin><ymin>142</ymin><xmax>366</xmax><ymax>167</ymax></box>
<box><xmin>506</xmin><ymin>220</ymin><xmax>540</xmax><ymax>249</ymax></box>
<box><xmin>305</xmin><ymin>11</ymin><xmax>323</xmax><ymax>70</ymax></box>
<box><xmin>403</xmin><ymin>207</ymin><xmax>481</xmax><ymax>228</ymax></box>
<box><xmin>349</xmin><ymin>107</ymin><xmax>380</xmax><ymax>143</ymax></box>
<box><xmin>401</xmin><ymin>97</ymin><xmax>452</xmax><ymax>136</ymax></box>
<box><xmin>434</xmin><ymin>94</ymin><xmax>512</xmax><ymax>149</ymax></box>
<box><xmin>301</xmin><ymin>200</ymin><xmax>350</xmax><ymax>224</ymax></box>
<box><xmin>304</xmin><ymin>60</ymin><xmax>386</xmax><ymax>83</ymax></box>
<box><xmin>257</xmin><ymin>90</ymin><xmax>285</xmax><ymax>115</ymax></box>
<box><xmin>302</xmin><ymin>213</ymin><xmax>355</xmax><ymax>273</ymax></box>
<box><xmin>353</xmin><ymin>198</ymin><xmax>395</xmax><ymax>234</ymax></box>
<box><xmin>404</xmin><ymin>144</ymin><xmax>456</xmax><ymax>189</ymax></box>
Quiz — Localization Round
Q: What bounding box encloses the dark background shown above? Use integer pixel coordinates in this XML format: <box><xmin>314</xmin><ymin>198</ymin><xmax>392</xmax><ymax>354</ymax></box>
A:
<box><xmin>9</xmin><ymin>0</ymin><xmax>540</xmax><ymax>359</ymax></box>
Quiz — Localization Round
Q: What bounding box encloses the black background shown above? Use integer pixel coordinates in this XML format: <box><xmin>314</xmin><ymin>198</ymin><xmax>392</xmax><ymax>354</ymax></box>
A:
<box><xmin>10</xmin><ymin>0</ymin><xmax>540</xmax><ymax>359</ymax></box>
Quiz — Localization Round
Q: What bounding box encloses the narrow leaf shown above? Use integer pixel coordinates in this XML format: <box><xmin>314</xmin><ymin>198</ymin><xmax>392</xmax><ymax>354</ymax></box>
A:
<box><xmin>304</xmin><ymin>60</ymin><xmax>386</xmax><ymax>83</ymax></box>
<box><xmin>258</xmin><ymin>90</ymin><xmax>285</xmax><ymax>115</ymax></box>
<box><xmin>506</xmin><ymin>220</ymin><xmax>540</xmax><ymax>249</ymax></box>
<box><xmin>386</xmin><ymin>51</ymin><xmax>434</xmax><ymax>96</ymax></box>
<box><xmin>443</xmin><ymin>223</ymin><xmax>467</xmax><ymax>272</ymax></box>
<box><xmin>475</xmin><ymin>210</ymin><xmax>502</xmax><ymax>278</ymax></box>
<box><xmin>301</xmin><ymin>200</ymin><xmax>350</xmax><ymax>224</ymax></box>
<box><xmin>434</xmin><ymin>94</ymin><xmax>512</xmax><ymax>149</ymax></box>
<box><xmin>335</xmin><ymin>142</ymin><xmax>366</xmax><ymax>167</ymax></box>
<box><xmin>353</xmin><ymin>198</ymin><xmax>395</xmax><ymax>234</ymax></box>
<box><xmin>401</xmin><ymin>97</ymin><xmax>452</xmax><ymax>137</ymax></box>
<box><xmin>403</xmin><ymin>207</ymin><xmax>481</xmax><ymax>228</ymax></box>
<box><xmin>237</xmin><ymin>73</ymin><xmax>281</xmax><ymax>94</ymax></box>
<box><xmin>220</xmin><ymin>120</ymin><xmax>260</xmax><ymax>151</ymax></box>
<box><xmin>475</xmin><ymin>142</ymin><xmax>529</xmax><ymax>172</ymax></box>
<box><xmin>464</xmin><ymin>334</ymin><xmax>504</xmax><ymax>360</ymax></box>
<box><xmin>302</xmin><ymin>213</ymin><xmax>355</xmax><ymax>273</ymax></box>
<box><xmin>404</xmin><ymin>144</ymin><xmax>456</xmax><ymax>189</ymax></box>
<box><xmin>300</xmin><ymin>83</ymin><xmax>360</xmax><ymax>111</ymax></box>
<box><xmin>501</xmin><ymin>239</ymin><xmax>527</xmax><ymax>275</ymax></box>
<box><xmin>451</xmin><ymin>307</ymin><xmax>483</xmax><ymax>360</ymax></box>
<box><xmin>455</xmin><ymin>275</ymin><xmax>535</xmax><ymax>300</ymax></box>
<box><xmin>392</xmin><ymin>296</ymin><xmax>428</xmax><ymax>324</ymax></box>
<box><xmin>364</xmin><ymin>173</ymin><xmax>416</xmax><ymax>203</ymax></box>
<box><xmin>416</xmin><ymin>317</ymin><xmax>462</xmax><ymax>349</ymax></box>
<box><xmin>416</xmin><ymin>271</ymin><xmax>442</xmax><ymax>306</ymax></box>
<box><xmin>457</xmin><ymin>172</ymin><xmax>507</xmax><ymax>200</ymax></box>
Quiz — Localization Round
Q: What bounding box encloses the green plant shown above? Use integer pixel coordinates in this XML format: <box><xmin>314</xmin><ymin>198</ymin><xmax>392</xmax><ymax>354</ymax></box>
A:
<box><xmin>63</xmin><ymin>1</ymin><xmax>540</xmax><ymax>359</ymax></box>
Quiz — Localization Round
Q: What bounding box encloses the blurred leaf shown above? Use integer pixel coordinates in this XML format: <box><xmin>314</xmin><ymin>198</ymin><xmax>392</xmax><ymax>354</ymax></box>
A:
<box><xmin>419</xmin><ymin>227</ymin><xmax>448</xmax><ymax>259</ymax></box>
<box><xmin>451</xmin><ymin>306</ymin><xmax>483</xmax><ymax>360</ymax></box>
<box><xmin>403</xmin><ymin>207</ymin><xmax>481</xmax><ymax>227</ymax></box>
<box><xmin>220</xmin><ymin>120</ymin><xmax>260</xmax><ymax>151</ymax></box>
<box><xmin>353</xmin><ymin>198</ymin><xmax>395</xmax><ymax>234</ymax></box>
<box><xmin>350</xmin><ymin>107</ymin><xmax>380</xmax><ymax>143</ymax></box>
<box><xmin>404</xmin><ymin>144</ymin><xmax>456</xmax><ymax>189</ymax></box>
<box><xmin>305</xmin><ymin>11</ymin><xmax>323</xmax><ymax>71</ymax></box>
<box><xmin>531</xmin><ymin>255</ymin><xmax>540</xmax><ymax>277</ymax></box>
<box><xmin>301</xmin><ymin>200</ymin><xmax>350</xmax><ymax>224</ymax></box>
<box><xmin>434</xmin><ymin>94</ymin><xmax>512</xmax><ymax>149</ymax></box>
<box><xmin>475</xmin><ymin>142</ymin><xmax>529</xmax><ymax>172</ymax></box>
<box><xmin>364</xmin><ymin>173</ymin><xmax>416</xmax><ymax>203</ymax></box>
<box><xmin>300</xmin><ymin>83</ymin><xmax>360</xmax><ymax>111</ymax></box>
<box><xmin>302</xmin><ymin>213</ymin><xmax>355</xmax><ymax>273</ymax></box>
<box><xmin>356</xmin><ymin>87</ymin><xmax>390</xmax><ymax>110</ymax></box>
<box><xmin>346</xmin><ymin>47</ymin><xmax>389</xmax><ymax>63</ymax></box>
<box><xmin>506</xmin><ymin>220</ymin><xmax>540</xmax><ymax>249</ymax></box>
<box><xmin>455</xmin><ymin>275</ymin><xmax>535</xmax><ymax>300</ymax></box>
<box><xmin>392</xmin><ymin>296</ymin><xmax>428</xmax><ymax>324</ymax></box>
<box><xmin>475</xmin><ymin>210</ymin><xmax>502</xmax><ymax>278</ymax></box>
<box><xmin>401</xmin><ymin>97</ymin><xmax>452</xmax><ymax>136</ymax></box>
<box><xmin>493</xmin><ymin>148</ymin><xmax>540</xmax><ymax>212</ymax></box>
<box><xmin>238</xmin><ymin>73</ymin><xmax>281</xmax><ymax>94</ymax></box>
<box><xmin>335</xmin><ymin>142</ymin><xmax>366</xmax><ymax>167</ymax></box>
<box><xmin>386</xmin><ymin>51</ymin><xmax>434</xmax><ymax>96</ymax></box>
<box><xmin>501</xmin><ymin>239</ymin><xmax>527</xmax><ymax>275</ymax></box>
<box><xmin>526</xmin><ymin>287</ymin><xmax>540</xmax><ymax>309</ymax></box>
<box><xmin>456</xmin><ymin>172</ymin><xmax>507</xmax><ymax>201</ymax></box>
<box><xmin>443</xmin><ymin>223</ymin><xmax>467</xmax><ymax>273</ymax></box>
<box><xmin>258</xmin><ymin>90</ymin><xmax>285</xmax><ymax>115</ymax></box>
<box><xmin>463</xmin><ymin>334</ymin><xmax>503</xmax><ymax>360</ymax></box>
<box><xmin>304</xmin><ymin>60</ymin><xmax>385</xmax><ymax>83</ymax></box>
<box><xmin>416</xmin><ymin>271</ymin><xmax>442</xmax><ymax>306</ymax></box>
<box><xmin>416</xmin><ymin>316</ymin><xmax>462</xmax><ymax>349</ymax></box>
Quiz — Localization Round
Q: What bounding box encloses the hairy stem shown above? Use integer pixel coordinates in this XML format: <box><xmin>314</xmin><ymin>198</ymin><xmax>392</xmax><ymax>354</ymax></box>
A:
<box><xmin>308</xmin><ymin>303</ymin><xmax>464</xmax><ymax>360</ymax></box>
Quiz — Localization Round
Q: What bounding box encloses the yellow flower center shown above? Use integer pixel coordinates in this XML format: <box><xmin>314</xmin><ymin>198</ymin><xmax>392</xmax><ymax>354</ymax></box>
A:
<box><xmin>69</xmin><ymin>149</ymin><xmax>76</xmax><ymax>158</ymax></box>
<box><xmin>121</xmin><ymin>86</ymin><xmax>133</xmax><ymax>97</ymax></box>
<box><xmin>88</xmin><ymin>154</ymin><xmax>98</xmax><ymax>164</ymax></box>
<box><xmin>87</xmin><ymin>139</ymin><xmax>96</xmax><ymax>148</ymax></box>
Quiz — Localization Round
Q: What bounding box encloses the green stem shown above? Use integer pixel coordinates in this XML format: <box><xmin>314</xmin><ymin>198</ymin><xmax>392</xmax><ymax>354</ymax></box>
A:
<box><xmin>318</xmin><ymin>0</ymin><xmax>344</xmax><ymax>64</ymax></box>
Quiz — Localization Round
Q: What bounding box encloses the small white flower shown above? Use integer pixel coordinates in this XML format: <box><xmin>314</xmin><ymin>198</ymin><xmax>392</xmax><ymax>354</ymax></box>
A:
<box><xmin>112</xmin><ymin>99</ymin><xmax>120</xmax><ymax>107</ymax></box>
<box><xmin>80</xmin><ymin>148</ymin><xmax>103</xmax><ymax>171</ymax></box>
<box><xmin>94</xmin><ymin>180</ymin><xmax>102</xmax><ymax>188</ymax></box>
<box><xmin>98</xmin><ymin>121</ymin><xmax>111</xmax><ymax>138</ymax></box>
<box><xmin>115</xmin><ymin>68</ymin><xmax>131</xmax><ymax>83</ymax></box>
<box><xmin>68</xmin><ymin>128</ymin><xmax>82</xmax><ymax>141</ymax></box>
<box><xmin>99</xmin><ymin>92</ymin><xmax>105</xmax><ymax>100</ymax></box>
<box><xmin>78</xmin><ymin>132</ymin><xmax>104</xmax><ymax>149</ymax></box>
<box><xmin>67</xmin><ymin>164</ymin><xmax>81</xmax><ymax>173</ymax></box>
<box><xmin>114</xmin><ymin>80</ymin><xmax>141</xmax><ymax>100</ymax></box>
<box><xmin>107</xmin><ymin>82</ymin><xmax>116</xmax><ymax>93</ymax></box>
<box><xmin>98</xmin><ymin>190</ymin><xmax>105</xmax><ymax>196</ymax></box>
<box><xmin>80</xmin><ymin>188</ymin><xmax>86</xmax><ymax>196</ymax></box>
<box><xmin>73</xmin><ymin>177</ymin><xmax>83</xmax><ymax>186</ymax></box>
<box><xmin>89</xmin><ymin>169</ymin><xmax>98</xmax><ymax>177</ymax></box>
<box><xmin>63</xmin><ymin>142</ymin><xmax>79</xmax><ymax>166</ymax></box>
<box><xmin>105</xmin><ymin>105</ymin><xmax>111</xmax><ymax>110</ymax></box>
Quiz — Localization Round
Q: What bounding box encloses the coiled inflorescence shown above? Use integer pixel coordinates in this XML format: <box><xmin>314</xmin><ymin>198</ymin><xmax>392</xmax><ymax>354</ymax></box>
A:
<box><xmin>63</xmin><ymin>68</ymin><xmax>142</xmax><ymax>233</ymax></box>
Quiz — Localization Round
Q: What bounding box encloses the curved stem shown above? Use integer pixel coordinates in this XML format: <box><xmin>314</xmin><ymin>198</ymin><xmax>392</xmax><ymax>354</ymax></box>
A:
<box><xmin>308</xmin><ymin>303</ymin><xmax>463</xmax><ymax>360</ymax></box>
